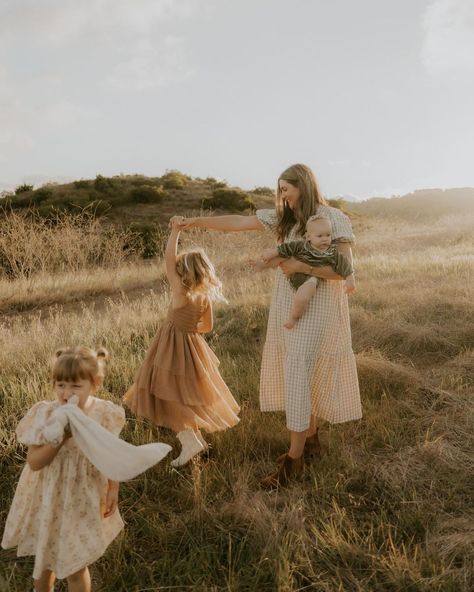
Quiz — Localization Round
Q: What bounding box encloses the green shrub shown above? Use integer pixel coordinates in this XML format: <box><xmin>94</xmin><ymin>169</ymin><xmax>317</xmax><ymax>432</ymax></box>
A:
<box><xmin>94</xmin><ymin>174</ymin><xmax>116</xmax><ymax>193</ymax></box>
<box><xmin>205</xmin><ymin>177</ymin><xmax>227</xmax><ymax>189</ymax></box>
<box><xmin>128</xmin><ymin>185</ymin><xmax>165</xmax><ymax>204</ymax></box>
<box><xmin>73</xmin><ymin>179</ymin><xmax>91</xmax><ymax>189</ymax></box>
<box><xmin>161</xmin><ymin>170</ymin><xmax>186</xmax><ymax>190</ymax></box>
<box><xmin>9</xmin><ymin>194</ymin><xmax>33</xmax><ymax>209</ymax></box>
<box><xmin>252</xmin><ymin>186</ymin><xmax>274</xmax><ymax>196</ymax></box>
<box><xmin>36</xmin><ymin>205</ymin><xmax>55</xmax><ymax>218</ymax></box>
<box><xmin>14</xmin><ymin>183</ymin><xmax>34</xmax><ymax>194</ymax></box>
<box><xmin>31</xmin><ymin>188</ymin><xmax>53</xmax><ymax>204</ymax></box>
<box><xmin>89</xmin><ymin>200</ymin><xmax>111</xmax><ymax>216</ymax></box>
<box><xmin>327</xmin><ymin>198</ymin><xmax>347</xmax><ymax>211</ymax></box>
<box><xmin>130</xmin><ymin>223</ymin><xmax>166</xmax><ymax>259</ymax></box>
<box><xmin>203</xmin><ymin>188</ymin><xmax>255</xmax><ymax>212</ymax></box>
<box><xmin>128</xmin><ymin>176</ymin><xmax>161</xmax><ymax>187</ymax></box>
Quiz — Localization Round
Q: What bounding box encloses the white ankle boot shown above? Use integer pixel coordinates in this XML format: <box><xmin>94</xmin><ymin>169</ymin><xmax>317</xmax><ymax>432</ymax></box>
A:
<box><xmin>195</xmin><ymin>430</ymin><xmax>209</xmax><ymax>451</ymax></box>
<box><xmin>171</xmin><ymin>430</ymin><xmax>204</xmax><ymax>467</ymax></box>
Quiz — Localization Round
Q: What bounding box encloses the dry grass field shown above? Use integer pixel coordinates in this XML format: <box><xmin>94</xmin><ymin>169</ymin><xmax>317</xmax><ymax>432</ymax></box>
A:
<box><xmin>1</xmin><ymin>205</ymin><xmax>473</xmax><ymax>591</ymax></box>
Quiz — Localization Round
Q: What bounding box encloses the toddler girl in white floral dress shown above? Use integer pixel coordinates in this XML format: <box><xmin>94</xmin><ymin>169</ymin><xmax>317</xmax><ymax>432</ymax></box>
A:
<box><xmin>2</xmin><ymin>347</ymin><xmax>127</xmax><ymax>592</ymax></box>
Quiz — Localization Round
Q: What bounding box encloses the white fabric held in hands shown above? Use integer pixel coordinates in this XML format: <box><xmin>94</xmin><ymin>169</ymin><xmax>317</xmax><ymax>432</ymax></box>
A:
<box><xmin>42</xmin><ymin>396</ymin><xmax>171</xmax><ymax>481</ymax></box>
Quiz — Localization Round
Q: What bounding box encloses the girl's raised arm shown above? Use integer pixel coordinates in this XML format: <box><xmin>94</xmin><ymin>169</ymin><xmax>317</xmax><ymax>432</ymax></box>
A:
<box><xmin>180</xmin><ymin>215</ymin><xmax>263</xmax><ymax>232</ymax></box>
<box><xmin>165</xmin><ymin>223</ymin><xmax>184</xmax><ymax>297</ymax></box>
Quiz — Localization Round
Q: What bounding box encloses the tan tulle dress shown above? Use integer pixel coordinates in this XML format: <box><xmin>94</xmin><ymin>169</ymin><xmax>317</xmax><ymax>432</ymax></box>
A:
<box><xmin>123</xmin><ymin>296</ymin><xmax>240</xmax><ymax>433</ymax></box>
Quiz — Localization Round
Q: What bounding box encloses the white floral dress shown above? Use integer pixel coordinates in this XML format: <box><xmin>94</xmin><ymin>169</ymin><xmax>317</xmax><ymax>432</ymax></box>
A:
<box><xmin>1</xmin><ymin>397</ymin><xmax>125</xmax><ymax>580</ymax></box>
<box><xmin>256</xmin><ymin>206</ymin><xmax>362</xmax><ymax>431</ymax></box>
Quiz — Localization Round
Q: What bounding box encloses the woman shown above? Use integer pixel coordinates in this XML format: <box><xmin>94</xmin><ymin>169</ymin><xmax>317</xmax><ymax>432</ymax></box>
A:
<box><xmin>175</xmin><ymin>164</ymin><xmax>362</xmax><ymax>487</ymax></box>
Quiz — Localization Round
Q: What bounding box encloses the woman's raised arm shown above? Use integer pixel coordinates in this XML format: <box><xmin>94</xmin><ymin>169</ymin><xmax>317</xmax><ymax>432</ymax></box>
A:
<box><xmin>181</xmin><ymin>215</ymin><xmax>263</xmax><ymax>232</ymax></box>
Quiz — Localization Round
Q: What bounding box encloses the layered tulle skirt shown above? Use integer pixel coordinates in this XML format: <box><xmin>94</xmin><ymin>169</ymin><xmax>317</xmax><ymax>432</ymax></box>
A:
<box><xmin>124</xmin><ymin>322</ymin><xmax>240</xmax><ymax>432</ymax></box>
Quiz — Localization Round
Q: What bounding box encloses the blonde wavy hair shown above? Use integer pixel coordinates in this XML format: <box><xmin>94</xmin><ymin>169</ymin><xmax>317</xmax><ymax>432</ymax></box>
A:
<box><xmin>175</xmin><ymin>249</ymin><xmax>226</xmax><ymax>302</ymax></box>
<box><xmin>276</xmin><ymin>163</ymin><xmax>327</xmax><ymax>242</ymax></box>
<box><xmin>53</xmin><ymin>346</ymin><xmax>109</xmax><ymax>385</ymax></box>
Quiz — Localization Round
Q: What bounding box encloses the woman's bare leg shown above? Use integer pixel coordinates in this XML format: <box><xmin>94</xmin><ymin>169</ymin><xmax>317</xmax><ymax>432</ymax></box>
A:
<box><xmin>34</xmin><ymin>570</ymin><xmax>55</xmax><ymax>592</ymax></box>
<box><xmin>67</xmin><ymin>566</ymin><xmax>91</xmax><ymax>592</ymax></box>
<box><xmin>306</xmin><ymin>415</ymin><xmax>318</xmax><ymax>438</ymax></box>
<box><xmin>288</xmin><ymin>430</ymin><xmax>306</xmax><ymax>459</ymax></box>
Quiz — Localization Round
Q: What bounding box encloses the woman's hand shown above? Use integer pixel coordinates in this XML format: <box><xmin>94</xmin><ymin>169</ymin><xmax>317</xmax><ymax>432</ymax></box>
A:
<box><xmin>345</xmin><ymin>274</ymin><xmax>356</xmax><ymax>295</ymax></box>
<box><xmin>103</xmin><ymin>481</ymin><xmax>119</xmax><ymax>518</ymax></box>
<box><xmin>278</xmin><ymin>258</ymin><xmax>306</xmax><ymax>277</ymax></box>
<box><xmin>280</xmin><ymin>259</ymin><xmax>344</xmax><ymax>280</ymax></box>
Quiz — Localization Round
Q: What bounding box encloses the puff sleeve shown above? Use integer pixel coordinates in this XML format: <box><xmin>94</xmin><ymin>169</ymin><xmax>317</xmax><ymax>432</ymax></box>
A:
<box><xmin>330</xmin><ymin>208</ymin><xmax>355</xmax><ymax>245</ymax></box>
<box><xmin>99</xmin><ymin>400</ymin><xmax>126</xmax><ymax>436</ymax></box>
<box><xmin>15</xmin><ymin>401</ymin><xmax>55</xmax><ymax>446</ymax></box>
<box><xmin>256</xmin><ymin>209</ymin><xmax>278</xmax><ymax>235</ymax></box>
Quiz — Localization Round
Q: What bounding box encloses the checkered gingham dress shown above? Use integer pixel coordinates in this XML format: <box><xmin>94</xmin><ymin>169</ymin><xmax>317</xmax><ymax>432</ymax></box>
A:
<box><xmin>257</xmin><ymin>206</ymin><xmax>362</xmax><ymax>432</ymax></box>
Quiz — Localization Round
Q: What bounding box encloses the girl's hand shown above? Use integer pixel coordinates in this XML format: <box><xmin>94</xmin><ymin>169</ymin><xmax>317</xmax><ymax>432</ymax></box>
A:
<box><xmin>169</xmin><ymin>216</ymin><xmax>194</xmax><ymax>230</ymax></box>
<box><xmin>103</xmin><ymin>482</ymin><xmax>119</xmax><ymax>518</ymax></box>
<box><xmin>279</xmin><ymin>258</ymin><xmax>306</xmax><ymax>276</ymax></box>
<box><xmin>168</xmin><ymin>216</ymin><xmax>184</xmax><ymax>230</ymax></box>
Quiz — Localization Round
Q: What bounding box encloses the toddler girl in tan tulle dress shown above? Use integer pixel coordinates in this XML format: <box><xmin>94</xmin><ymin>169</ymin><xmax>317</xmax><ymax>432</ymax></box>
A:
<box><xmin>124</xmin><ymin>216</ymin><xmax>240</xmax><ymax>467</ymax></box>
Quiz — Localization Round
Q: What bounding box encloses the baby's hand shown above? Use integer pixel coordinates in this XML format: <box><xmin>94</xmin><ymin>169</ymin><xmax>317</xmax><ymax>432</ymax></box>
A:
<box><xmin>345</xmin><ymin>275</ymin><xmax>356</xmax><ymax>295</ymax></box>
<box><xmin>252</xmin><ymin>260</ymin><xmax>267</xmax><ymax>272</ymax></box>
<box><xmin>261</xmin><ymin>248</ymin><xmax>277</xmax><ymax>263</ymax></box>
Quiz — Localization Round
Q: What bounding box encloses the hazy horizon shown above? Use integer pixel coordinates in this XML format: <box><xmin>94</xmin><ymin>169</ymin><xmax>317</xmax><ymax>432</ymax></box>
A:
<box><xmin>1</xmin><ymin>0</ymin><xmax>473</xmax><ymax>199</ymax></box>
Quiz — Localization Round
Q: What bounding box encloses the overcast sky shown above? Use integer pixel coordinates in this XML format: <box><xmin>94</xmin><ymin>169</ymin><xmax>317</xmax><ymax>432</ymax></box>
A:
<box><xmin>1</xmin><ymin>0</ymin><xmax>473</xmax><ymax>198</ymax></box>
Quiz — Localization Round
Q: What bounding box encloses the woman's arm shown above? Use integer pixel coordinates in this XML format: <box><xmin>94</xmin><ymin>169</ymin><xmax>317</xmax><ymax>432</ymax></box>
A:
<box><xmin>336</xmin><ymin>242</ymin><xmax>353</xmax><ymax>268</ymax></box>
<box><xmin>279</xmin><ymin>259</ymin><xmax>344</xmax><ymax>280</ymax></box>
<box><xmin>279</xmin><ymin>242</ymin><xmax>354</xmax><ymax>281</ymax></box>
<box><xmin>179</xmin><ymin>215</ymin><xmax>263</xmax><ymax>232</ymax></box>
<box><xmin>27</xmin><ymin>436</ymin><xmax>69</xmax><ymax>471</ymax></box>
<box><xmin>337</xmin><ymin>243</ymin><xmax>356</xmax><ymax>293</ymax></box>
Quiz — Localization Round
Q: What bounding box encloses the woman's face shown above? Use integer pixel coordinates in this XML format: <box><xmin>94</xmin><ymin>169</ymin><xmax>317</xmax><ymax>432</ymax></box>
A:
<box><xmin>279</xmin><ymin>180</ymin><xmax>300</xmax><ymax>210</ymax></box>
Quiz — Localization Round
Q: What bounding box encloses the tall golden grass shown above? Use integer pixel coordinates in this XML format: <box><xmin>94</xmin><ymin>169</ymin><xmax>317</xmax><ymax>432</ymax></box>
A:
<box><xmin>0</xmin><ymin>211</ymin><xmax>473</xmax><ymax>591</ymax></box>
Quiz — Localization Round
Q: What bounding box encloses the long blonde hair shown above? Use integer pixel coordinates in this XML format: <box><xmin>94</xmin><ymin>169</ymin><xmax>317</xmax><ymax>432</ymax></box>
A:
<box><xmin>52</xmin><ymin>346</ymin><xmax>109</xmax><ymax>385</ymax></box>
<box><xmin>276</xmin><ymin>164</ymin><xmax>327</xmax><ymax>242</ymax></box>
<box><xmin>175</xmin><ymin>249</ymin><xmax>226</xmax><ymax>302</ymax></box>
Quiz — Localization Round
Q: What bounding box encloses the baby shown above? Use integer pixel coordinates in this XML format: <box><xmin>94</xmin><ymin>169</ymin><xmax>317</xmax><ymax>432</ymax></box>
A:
<box><xmin>256</xmin><ymin>215</ymin><xmax>355</xmax><ymax>329</ymax></box>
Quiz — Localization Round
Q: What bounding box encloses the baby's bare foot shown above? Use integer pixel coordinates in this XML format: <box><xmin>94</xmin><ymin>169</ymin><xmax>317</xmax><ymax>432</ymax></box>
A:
<box><xmin>284</xmin><ymin>319</ymin><xmax>296</xmax><ymax>330</ymax></box>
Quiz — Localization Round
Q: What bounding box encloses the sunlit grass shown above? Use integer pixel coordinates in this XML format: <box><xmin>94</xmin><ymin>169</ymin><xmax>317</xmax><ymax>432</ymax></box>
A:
<box><xmin>1</xmin><ymin>212</ymin><xmax>473</xmax><ymax>591</ymax></box>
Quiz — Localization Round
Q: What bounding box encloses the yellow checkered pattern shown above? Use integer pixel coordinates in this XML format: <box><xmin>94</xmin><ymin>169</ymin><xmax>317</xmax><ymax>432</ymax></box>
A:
<box><xmin>256</xmin><ymin>207</ymin><xmax>362</xmax><ymax>432</ymax></box>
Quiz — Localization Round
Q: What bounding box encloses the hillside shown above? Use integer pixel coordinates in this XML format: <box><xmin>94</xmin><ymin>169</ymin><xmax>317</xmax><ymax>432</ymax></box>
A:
<box><xmin>0</xmin><ymin>172</ymin><xmax>274</xmax><ymax>229</ymax></box>
<box><xmin>347</xmin><ymin>187</ymin><xmax>474</xmax><ymax>220</ymax></box>
<box><xmin>3</xmin><ymin>173</ymin><xmax>473</xmax><ymax>229</ymax></box>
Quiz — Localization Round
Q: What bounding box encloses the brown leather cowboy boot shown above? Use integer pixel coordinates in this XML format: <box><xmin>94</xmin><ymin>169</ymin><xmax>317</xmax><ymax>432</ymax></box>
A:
<box><xmin>260</xmin><ymin>453</ymin><xmax>304</xmax><ymax>489</ymax></box>
<box><xmin>276</xmin><ymin>429</ymin><xmax>322</xmax><ymax>464</ymax></box>
<box><xmin>304</xmin><ymin>429</ymin><xmax>322</xmax><ymax>460</ymax></box>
